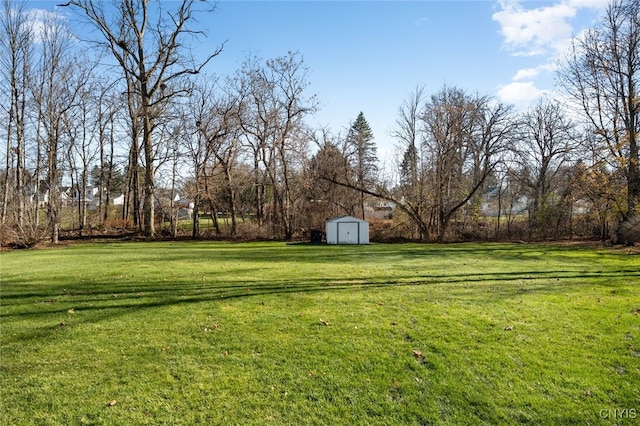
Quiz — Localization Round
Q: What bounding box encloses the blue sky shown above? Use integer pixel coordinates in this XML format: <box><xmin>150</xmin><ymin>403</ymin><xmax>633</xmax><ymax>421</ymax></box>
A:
<box><xmin>207</xmin><ymin>0</ymin><xmax>608</xmax><ymax>161</ymax></box>
<box><xmin>28</xmin><ymin>0</ymin><xmax>610</xmax><ymax>161</ymax></box>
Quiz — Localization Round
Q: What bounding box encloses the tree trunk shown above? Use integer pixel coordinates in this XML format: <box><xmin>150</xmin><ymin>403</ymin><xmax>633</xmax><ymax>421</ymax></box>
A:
<box><xmin>254</xmin><ymin>158</ymin><xmax>263</xmax><ymax>226</ymax></box>
<box><xmin>224</xmin><ymin>165</ymin><xmax>237</xmax><ymax>236</ymax></box>
<box><xmin>192</xmin><ymin>194</ymin><xmax>200</xmax><ymax>238</ymax></box>
<box><xmin>48</xmin><ymin>135</ymin><xmax>59</xmax><ymax>244</ymax></box>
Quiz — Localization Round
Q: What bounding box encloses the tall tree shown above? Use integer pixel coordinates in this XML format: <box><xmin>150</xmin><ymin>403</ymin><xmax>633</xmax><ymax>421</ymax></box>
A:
<box><xmin>573</xmin><ymin>157</ymin><xmax>626</xmax><ymax>239</ymax></box>
<box><xmin>235</xmin><ymin>51</ymin><xmax>317</xmax><ymax>239</ymax></box>
<box><xmin>0</xmin><ymin>0</ymin><xmax>33</xmax><ymax>228</ymax></box>
<box><xmin>392</xmin><ymin>86</ymin><xmax>430</xmax><ymax>240</ymax></box>
<box><xmin>193</xmin><ymin>78</ymin><xmax>242</xmax><ymax>237</ymax></box>
<box><xmin>65</xmin><ymin>72</ymin><xmax>100</xmax><ymax>234</ymax></box>
<box><xmin>93</xmin><ymin>80</ymin><xmax>121</xmax><ymax>224</ymax></box>
<box><xmin>34</xmin><ymin>11</ymin><xmax>86</xmax><ymax>244</ymax></box>
<box><xmin>305</xmin><ymin>129</ymin><xmax>358</xmax><ymax>225</ymax></box>
<box><xmin>422</xmin><ymin>86</ymin><xmax>515</xmax><ymax>241</ymax></box>
<box><xmin>346</xmin><ymin>112</ymin><xmax>377</xmax><ymax>219</ymax></box>
<box><xmin>62</xmin><ymin>0</ymin><xmax>223</xmax><ymax>237</ymax></box>
<box><xmin>559</xmin><ymin>0</ymin><xmax>639</xmax><ymax>243</ymax></box>
<box><xmin>512</xmin><ymin>99</ymin><xmax>581</xmax><ymax>238</ymax></box>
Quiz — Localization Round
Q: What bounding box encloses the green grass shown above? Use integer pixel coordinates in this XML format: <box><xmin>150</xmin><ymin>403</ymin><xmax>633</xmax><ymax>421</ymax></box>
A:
<box><xmin>1</xmin><ymin>242</ymin><xmax>639</xmax><ymax>425</ymax></box>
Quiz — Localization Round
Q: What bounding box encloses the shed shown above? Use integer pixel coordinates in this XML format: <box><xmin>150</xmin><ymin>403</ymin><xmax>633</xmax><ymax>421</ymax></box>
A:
<box><xmin>325</xmin><ymin>215</ymin><xmax>369</xmax><ymax>244</ymax></box>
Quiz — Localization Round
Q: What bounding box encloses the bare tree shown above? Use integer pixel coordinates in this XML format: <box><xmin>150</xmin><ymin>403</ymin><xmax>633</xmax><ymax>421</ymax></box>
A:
<box><xmin>235</xmin><ymin>51</ymin><xmax>318</xmax><ymax>239</ymax></box>
<box><xmin>511</xmin><ymin>99</ymin><xmax>581</xmax><ymax>239</ymax></box>
<box><xmin>65</xmin><ymin>72</ymin><xmax>101</xmax><ymax>234</ymax></box>
<box><xmin>559</xmin><ymin>0</ymin><xmax>639</xmax><ymax>243</ymax></box>
<box><xmin>392</xmin><ymin>86</ymin><xmax>430</xmax><ymax>240</ymax></box>
<box><xmin>33</xmin><ymin>12</ymin><xmax>86</xmax><ymax>244</ymax></box>
<box><xmin>573</xmin><ymin>155</ymin><xmax>627</xmax><ymax>239</ymax></box>
<box><xmin>62</xmin><ymin>0</ymin><xmax>224</xmax><ymax>237</ymax></box>
<box><xmin>0</xmin><ymin>0</ymin><xmax>33</xmax><ymax>229</ymax></box>
<box><xmin>190</xmin><ymin>76</ymin><xmax>242</xmax><ymax>237</ymax></box>
<box><xmin>94</xmin><ymin>80</ymin><xmax>121</xmax><ymax>224</ymax></box>
<box><xmin>305</xmin><ymin>128</ymin><xmax>358</xmax><ymax>225</ymax></box>
<box><xmin>422</xmin><ymin>86</ymin><xmax>516</xmax><ymax>241</ymax></box>
<box><xmin>182</xmin><ymin>90</ymin><xmax>208</xmax><ymax>238</ymax></box>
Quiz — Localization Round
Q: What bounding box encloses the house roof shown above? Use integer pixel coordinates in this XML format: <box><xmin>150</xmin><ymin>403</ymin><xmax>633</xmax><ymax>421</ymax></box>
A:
<box><xmin>326</xmin><ymin>215</ymin><xmax>368</xmax><ymax>224</ymax></box>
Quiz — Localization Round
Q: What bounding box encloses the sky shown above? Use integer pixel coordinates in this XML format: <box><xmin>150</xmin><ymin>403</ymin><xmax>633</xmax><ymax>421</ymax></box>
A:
<box><xmin>26</xmin><ymin>0</ymin><xmax>611</xmax><ymax>163</ymax></box>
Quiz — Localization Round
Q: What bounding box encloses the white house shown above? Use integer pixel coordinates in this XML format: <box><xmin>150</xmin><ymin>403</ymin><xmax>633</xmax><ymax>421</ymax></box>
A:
<box><xmin>325</xmin><ymin>215</ymin><xmax>369</xmax><ymax>245</ymax></box>
<box><xmin>111</xmin><ymin>193</ymin><xmax>125</xmax><ymax>205</ymax></box>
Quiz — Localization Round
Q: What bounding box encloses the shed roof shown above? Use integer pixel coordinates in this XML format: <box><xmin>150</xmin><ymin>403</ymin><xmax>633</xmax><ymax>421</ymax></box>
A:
<box><xmin>326</xmin><ymin>215</ymin><xmax>368</xmax><ymax>223</ymax></box>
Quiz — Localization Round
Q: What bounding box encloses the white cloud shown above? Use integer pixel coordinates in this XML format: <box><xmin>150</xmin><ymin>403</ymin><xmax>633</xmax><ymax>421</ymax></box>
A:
<box><xmin>497</xmin><ymin>81</ymin><xmax>546</xmax><ymax>105</ymax></box>
<box><xmin>513</xmin><ymin>63</ymin><xmax>558</xmax><ymax>81</ymax></box>
<box><xmin>493</xmin><ymin>0</ymin><xmax>609</xmax><ymax>57</ymax></box>
<box><xmin>492</xmin><ymin>1</ymin><xmax>577</xmax><ymax>56</ymax></box>
<box><xmin>566</xmin><ymin>0</ymin><xmax>609</xmax><ymax>9</ymax></box>
<box><xmin>513</xmin><ymin>68</ymin><xmax>539</xmax><ymax>81</ymax></box>
<box><xmin>25</xmin><ymin>8</ymin><xmax>67</xmax><ymax>43</ymax></box>
<box><xmin>511</xmin><ymin>49</ymin><xmax>547</xmax><ymax>58</ymax></box>
<box><xmin>493</xmin><ymin>1</ymin><xmax>608</xmax><ymax>108</ymax></box>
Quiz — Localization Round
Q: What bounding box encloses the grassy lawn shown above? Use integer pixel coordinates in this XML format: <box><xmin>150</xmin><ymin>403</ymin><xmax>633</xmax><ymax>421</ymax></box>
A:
<box><xmin>1</xmin><ymin>242</ymin><xmax>638</xmax><ymax>425</ymax></box>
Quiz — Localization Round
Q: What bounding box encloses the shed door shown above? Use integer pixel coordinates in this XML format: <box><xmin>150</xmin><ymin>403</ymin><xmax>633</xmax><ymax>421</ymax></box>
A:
<box><xmin>338</xmin><ymin>222</ymin><xmax>359</xmax><ymax>244</ymax></box>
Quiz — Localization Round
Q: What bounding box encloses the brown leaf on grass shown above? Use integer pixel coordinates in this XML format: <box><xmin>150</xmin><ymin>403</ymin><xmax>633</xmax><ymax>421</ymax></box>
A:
<box><xmin>59</xmin><ymin>322</ymin><xmax>66</xmax><ymax>327</ymax></box>
<box><xmin>107</xmin><ymin>400</ymin><xmax>117</xmax><ymax>407</ymax></box>
<box><xmin>504</xmin><ymin>325</ymin><xmax>514</xmax><ymax>331</ymax></box>
<box><xmin>412</xmin><ymin>349</ymin><xmax>423</xmax><ymax>359</ymax></box>
<box><xmin>319</xmin><ymin>319</ymin><xmax>329</xmax><ymax>326</ymax></box>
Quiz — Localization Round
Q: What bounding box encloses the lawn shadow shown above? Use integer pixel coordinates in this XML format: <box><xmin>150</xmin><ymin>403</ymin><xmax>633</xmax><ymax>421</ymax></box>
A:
<box><xmin>2</xmin><ymin>241</ymin><xmax>638</xmax><ymax>344</ymax></box>
<box><xmin>3</xmin><ymin>265</ymin><xmax>638</xmax><ymax>345</ymax></box>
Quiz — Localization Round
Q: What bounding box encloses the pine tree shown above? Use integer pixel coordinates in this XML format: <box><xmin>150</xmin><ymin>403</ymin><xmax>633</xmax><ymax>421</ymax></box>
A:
<box><xmin>400</xmin><ymin>143</ymin><xmax>418</xmax><ymax>189</ymax></box>
<box><xmin>346</xmin><ymin>112</ymin><xmax>377</xmax><ymax>219</ymax></box>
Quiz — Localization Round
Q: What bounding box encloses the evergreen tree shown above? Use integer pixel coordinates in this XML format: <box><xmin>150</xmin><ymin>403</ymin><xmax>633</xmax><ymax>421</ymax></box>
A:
<box><xmin>400</xmin><ymin>143</ymin><xmax>418</xmax><ymax>189</ymax></box>
<box><xmin>346</xmin><ymin>112</ymin><xmax>377</xmax><ymax>219</ymax></box>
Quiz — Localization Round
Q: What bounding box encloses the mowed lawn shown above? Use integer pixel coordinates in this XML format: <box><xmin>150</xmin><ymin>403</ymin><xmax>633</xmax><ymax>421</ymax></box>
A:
<box><xmin>1</xmin><ymin>241</ymin><xmax>638</xmax><ymax>425</ymax></box>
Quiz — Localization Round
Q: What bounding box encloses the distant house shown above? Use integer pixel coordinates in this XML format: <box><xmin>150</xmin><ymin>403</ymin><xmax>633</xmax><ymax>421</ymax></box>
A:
<box><xmin>36</xmin><ymin>183</ymin><xmax>49</xmax><ymax>208</ymax></box>
<box><xmin>60</xmin><ymin>187</ymin><xmax>74</xmax><ymax>206</ymax></box>
<box><xmin>481</xmin><ymin>187</ymin><xmax>529</xmax><ymax>218</ymax></box>
<box><xmin>175</xmin><ymin>198</ymin><xmax>194</xmax><ymax>220</ymax></box>
<box><xmin>365</xmin><ymin>200</ymin><xmax>396</xmax><ymax>220</ymax></box>
<box><xmin>325</xmin><ymin>215</ymin><xmax>369</xmax><ymax>244</ymax></box>
<box><xmin>111</xmin><ymin>193</ymin><xmax>125</xmax><ymax>206</ymax></box>
<box><xmin>74</xmin><ymin>186</ymin><xmax>101</xmax><ymax>210</ymax></box>
<box><xmin>154</xmin><ymin>189</ymin><xmax>194</xmax><ymax>220</ymax></box>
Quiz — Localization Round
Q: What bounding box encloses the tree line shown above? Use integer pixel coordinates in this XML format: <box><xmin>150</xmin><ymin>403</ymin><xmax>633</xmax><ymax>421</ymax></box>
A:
<box><xmin>1</xmin><ymin>0</ymin><xmax>638</xmax><ymax>246</ymax></box>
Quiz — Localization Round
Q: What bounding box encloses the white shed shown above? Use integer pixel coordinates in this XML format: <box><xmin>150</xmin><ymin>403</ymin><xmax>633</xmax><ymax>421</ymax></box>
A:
<box><xmin>325</xmin><ymin>215</ymin><xmax>369</xmax><ymax>244</ymax></box>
